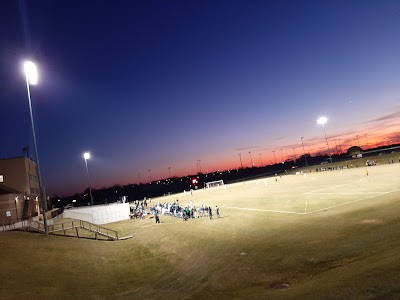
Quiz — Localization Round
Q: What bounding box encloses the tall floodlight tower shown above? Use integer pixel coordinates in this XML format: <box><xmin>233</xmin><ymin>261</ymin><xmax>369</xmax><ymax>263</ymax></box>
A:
<box><xmin>24</xmin><ymin>61</ymin><xmax>48</xmax><ymax>235</ymax></box>
<box><xmin>83</xmin><ymin>152</ymin><xmax>94</xmax><ymax>205</ymax></box>
<box><xmin>317</xmin><ymin>116</ymin><xmax>332</xmax><ymax>163</ymax></box>
<box><xmin>301</xmin><ymin>137</ymin><xmax>308</xmax><ymax>166</ymax></box>
<box><xmin>237</xmin><ymin>153</ymin><xmax>243</xmax><ymax>169</ymax></box>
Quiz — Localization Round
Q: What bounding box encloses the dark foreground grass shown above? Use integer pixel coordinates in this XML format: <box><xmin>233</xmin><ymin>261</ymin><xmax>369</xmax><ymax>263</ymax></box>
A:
<box><xmin>1</xmin><ymin>170</ymin><xmax>400</xmax><ymax>299</ymax></box>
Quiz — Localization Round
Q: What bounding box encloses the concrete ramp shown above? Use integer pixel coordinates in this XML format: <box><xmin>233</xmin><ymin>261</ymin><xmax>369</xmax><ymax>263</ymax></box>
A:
<box><xmin>27</xmin><ymin>219</ymin><xmax>132</xmax><ymax>241</ymax></box>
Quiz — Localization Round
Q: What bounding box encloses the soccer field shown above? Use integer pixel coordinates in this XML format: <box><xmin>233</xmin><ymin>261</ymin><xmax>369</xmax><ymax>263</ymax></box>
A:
<box><xmin>155</xmin><ymin>163</ymin><xmax>400</xmax><ymax>215</ymax></box>
<box><xmin>1</xmin><ymin>163</ymin><xmax>400</xmax><ymax>299</ymax></box>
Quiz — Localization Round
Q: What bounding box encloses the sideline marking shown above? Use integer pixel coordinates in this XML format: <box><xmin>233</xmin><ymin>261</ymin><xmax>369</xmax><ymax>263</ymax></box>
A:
<box><xmin>306</xmin><ymin>189</ymin><xmax>399</xmax><ymax>214</ymax></box>
<box><xmin>220</xmin><ymin>188</ymin><xmax>399</xmax><ymax>216</ymax></box>
<box><xmin>304</xmin><ymin>181</ymin><xmax>362</xmax><ymax>194</ymax></box>
<box><xmin>219</xmin><ymin>206</ymin><xmax>305</xmax><ymax>215</ymax></box>
<box><xmin>306</xmin><ymin>192</ymin><xmax>383</xmax><ymax>195</ymax></box>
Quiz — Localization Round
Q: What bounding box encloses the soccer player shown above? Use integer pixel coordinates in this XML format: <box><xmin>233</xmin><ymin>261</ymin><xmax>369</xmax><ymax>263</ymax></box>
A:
<box><xmin>215</xmin><ymin>206</ymin><xmax>220</xmax><ymax>218</ymax></box>
<box><xmin>155</xmin><ymin>211</ymin><xmax>160</xmax><ymax>223</ymax></box>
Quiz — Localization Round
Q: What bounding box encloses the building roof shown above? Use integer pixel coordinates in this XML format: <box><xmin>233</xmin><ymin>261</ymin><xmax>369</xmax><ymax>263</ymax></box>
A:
<box><xmin>0</xmin><ymin>156</ymin><xmax>35</xmax><ymax>162</ymax></box>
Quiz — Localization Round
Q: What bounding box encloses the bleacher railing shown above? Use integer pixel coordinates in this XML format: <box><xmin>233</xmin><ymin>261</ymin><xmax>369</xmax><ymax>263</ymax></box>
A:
<box><xmin>29</xmin><ymin>219</ymin><xmax>120</xmax><ymax>240</ymax></box>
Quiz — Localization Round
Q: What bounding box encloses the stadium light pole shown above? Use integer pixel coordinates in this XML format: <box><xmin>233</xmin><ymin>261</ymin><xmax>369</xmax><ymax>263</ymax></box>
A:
<box><xmin>237</xmin><ymin>153</ymin><xmax>243</xmax><ymax>169</ymax></box>
<box><xmin>356</xmin><ymin>135</ymin><xmax>361</xmax><ymax>148</ymax></box>
<box><xmin>301</xmin><ymin>137</ymin><xmax>308</xmax><ymax>166</ymax></box>
<box><xmin>272</xmin><ymin>151</ymin><xmax>277</xmax><ymax>164</ymax></box>
<box><xmin>148</xmin><ymin>169</ymin><xmax>152</xmax><ymax>183</ymax></box>
<box><xmin>317</xmin><ymin>116</ymin><xmax>332</xmax><ymax>163</ymax></box>
<box><xmin>197</xmin><ymin>160</ymin><xmax>202</xmax><ymax>173</ymax></box>
<box><xmin>83</xmin><ymin>152</ymin><xmax>93</xmax><ymax>205</ymax></box>
<box><xmin>24</xmin><ymin>61</ymin><xmax>48</xmax><ymax>236</ymax></box>
<box><xmin>248</xmin><ymin>151</ymin><xmax>253</xmax><ymax>167</ymax></box>
<box><xmin>259</xmin><ymin>153</ymin><xmax>263</xmax><ymax>166</ymax></box>
<box><xmin>364</xmin><ymin>134</ymin><xmax>369</xmax><ymax>149</ymax></box>
<box><xmin>280</xmin><ymin>148</ymin><xmax>284</xmax><ymax>163</ymax></box>
<box><xmin>168</xmin><ymin>167</ymin><xmax>172</xmax><ymax>178</ymax></box>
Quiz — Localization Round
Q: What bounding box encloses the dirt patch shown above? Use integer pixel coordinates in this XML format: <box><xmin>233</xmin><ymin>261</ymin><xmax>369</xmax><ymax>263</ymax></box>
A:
<box><xmin>333</xmin><ymin>258</ymin><xmax>356</xmax><ymax>268</ymax></box>
<box><xmin>271</xmin><ymin>283</ymin><xmax>290</xmax><ymax>290</ymax></box>
<box><xmin>306</xmin><ymin>257</ymin><xmax>319</xmax><ymax>263</ymax></box>
<box><xmin>361</xmin><ymin>219</ymin><xmax>384</xmax><ymax>224</ymax></box>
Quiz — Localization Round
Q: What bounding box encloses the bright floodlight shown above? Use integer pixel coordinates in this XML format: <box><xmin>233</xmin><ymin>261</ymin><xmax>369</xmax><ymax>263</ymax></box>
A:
<box><xmin>24</xmin><ymin>61</ymin><xmax>38</xmax><ymax>85</ymax></box>
<box><xmin>317</xmin><ymin>116</ymin><xmax>328</xmax><ymax>125</ymax></box>
<box><xmin>83</xmin><ymin>152</ymin><xmax>90</xmax><ymax>160</ymax></box>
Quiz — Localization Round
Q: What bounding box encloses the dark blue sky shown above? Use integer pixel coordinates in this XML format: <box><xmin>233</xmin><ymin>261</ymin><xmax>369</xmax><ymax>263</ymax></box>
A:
<box><xmin>1</xmin><ymin>0</ymin><xmax>400</xmax><ymax>195</ymax></box>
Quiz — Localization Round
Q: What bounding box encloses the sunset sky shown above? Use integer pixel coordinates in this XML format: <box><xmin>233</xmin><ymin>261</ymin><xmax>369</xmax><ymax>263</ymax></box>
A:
<box><xmin>1</xmin><ymin>0</ymin><xmax>399</xmax><ymax>196</ymax></box>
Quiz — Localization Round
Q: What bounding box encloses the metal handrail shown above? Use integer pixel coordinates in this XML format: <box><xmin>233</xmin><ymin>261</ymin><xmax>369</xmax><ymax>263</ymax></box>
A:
<box><xmin>21</xmin><ymin>218</ymin><xmax>128</xmax><ymax>240</ymax></box>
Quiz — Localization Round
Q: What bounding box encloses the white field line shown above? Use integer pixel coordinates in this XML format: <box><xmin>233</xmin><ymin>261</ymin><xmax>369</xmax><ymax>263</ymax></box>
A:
<box><xmin>303</xmin><ymin>182</ymin><xmax>360</xmax><ymax>194</ymax></box>
<box><xmin>306</xmin><ymin>189</ymin><xmax>399</xmax><ymax>214</ymax></box>
<box><xmin>307</xmin><ymin>192</ymin><xmax>383</xmax><ymax>195</ymax></box>
<box><xmin>219</xmin><ymin>206</ymin><xmax>306</xmax><ymax>215</ymax></box>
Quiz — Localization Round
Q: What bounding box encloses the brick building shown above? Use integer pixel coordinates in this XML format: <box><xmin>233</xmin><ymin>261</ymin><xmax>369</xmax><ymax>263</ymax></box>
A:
<box><xmin>0</xmin><ymin>156</ymin><xmax>42</xmax><ymax>224</ymax></box>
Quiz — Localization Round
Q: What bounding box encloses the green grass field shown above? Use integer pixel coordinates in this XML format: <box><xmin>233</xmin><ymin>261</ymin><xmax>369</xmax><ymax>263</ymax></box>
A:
<box><xmin>1</xmin><ymin>163</ymin><xmax>400</xmax><ymax>299</ymax></box>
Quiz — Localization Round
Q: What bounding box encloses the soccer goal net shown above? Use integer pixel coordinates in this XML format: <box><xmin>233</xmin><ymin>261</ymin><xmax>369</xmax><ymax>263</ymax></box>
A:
<box><xmin>205</xmin><ymin>180</ymin><xmax>224</xmax><ymax>189</ymax></box>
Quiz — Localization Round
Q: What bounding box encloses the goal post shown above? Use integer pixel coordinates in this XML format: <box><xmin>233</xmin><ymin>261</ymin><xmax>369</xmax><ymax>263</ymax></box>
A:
<box><xmin>204</xmin><ymin>180</ymin><xmax>224</xmax><ymax>189</ymax></box>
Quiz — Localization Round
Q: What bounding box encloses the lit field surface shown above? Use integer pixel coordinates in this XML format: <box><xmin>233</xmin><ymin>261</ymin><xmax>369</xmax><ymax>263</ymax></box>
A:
<box><xmin>158</xmin><ymin>163</ymin><xmax>400</xmax><ymax>215</ymax></box>
<box><xmin>1</xmin><ymin>163</ymin><xmax>400</xmax><ymax>299</ymax></box>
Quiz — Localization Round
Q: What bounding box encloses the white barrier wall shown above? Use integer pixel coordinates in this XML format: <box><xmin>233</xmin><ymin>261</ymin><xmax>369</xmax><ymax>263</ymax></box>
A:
<box><xmin>63</xmin><ymin>203</ymin><xmax>130</xmax><ymax>224</ymax></box>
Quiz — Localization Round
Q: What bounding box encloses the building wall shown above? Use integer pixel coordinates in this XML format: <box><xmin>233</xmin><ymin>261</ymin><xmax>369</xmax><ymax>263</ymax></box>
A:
<box><xmin>0</xmin><ymin>193</ymin><xmax>24</xmax><ymax>225</ymax></box>
<box><xmin>0</xmin><ymin>157</ymin><xmax>40</xmax><ymax>219</ymax></box>
<box><xmin>63</xmin><ymin>203</ymin><xmax>130</xmax><ymax>224</ymax></box>
<box><xmin>25</xmin><ymin>158</ymin><xmax>40</xmax><ymax>196</ymax></box>
<box><xmin>0</xmin><ymin>156</ymin><xmax>40</xmax><ymax>197</ymax></box>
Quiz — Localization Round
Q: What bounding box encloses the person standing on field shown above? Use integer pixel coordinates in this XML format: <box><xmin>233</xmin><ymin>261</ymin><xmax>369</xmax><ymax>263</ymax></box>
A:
<box><xmin>209</xmin><ymin>206</ymin><xmax>213</xmax><ymax>220</ymax></box>
<box><xmin>215</xmin><ymin>206</ymin><xmax>220</xmax><ymax>218</ymax></box>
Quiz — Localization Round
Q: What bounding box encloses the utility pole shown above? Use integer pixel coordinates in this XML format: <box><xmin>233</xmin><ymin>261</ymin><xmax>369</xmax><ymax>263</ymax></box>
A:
<box><xmin>248</xmin><ymin>151</ymin><xmax>253</xmax><ymax>167</ymax></box>
<box><xmin>301</xmin><ymin>137</ymin><xmax>308</xmax><ymax>166</ymax></box>
<box><xmin>237</xmin><ymin>153</ymin><xmax>243</xmax><ymax>169</ymax></box>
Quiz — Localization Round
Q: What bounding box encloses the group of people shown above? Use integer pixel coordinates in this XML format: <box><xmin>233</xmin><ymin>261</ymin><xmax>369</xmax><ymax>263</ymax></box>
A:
<box><xmin>197</xmin><ymin>205</ymin><xmax>220</xmax><ymax>220</ymax></box>
<box><xmin>129</xmin><ymin>199</ymin><xmax>149</xmax><ymax>219</ymax></box>
<box><xmin>130</xmin><ymin>199</ymin><xmax>221</xmax><ymax>223</ymax></box>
